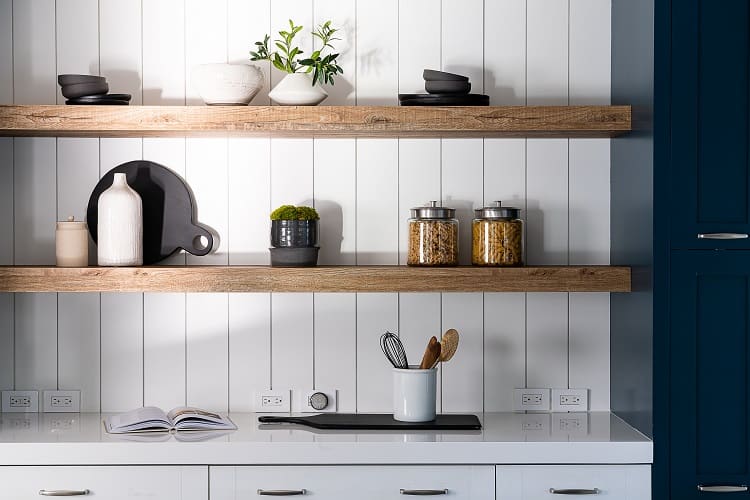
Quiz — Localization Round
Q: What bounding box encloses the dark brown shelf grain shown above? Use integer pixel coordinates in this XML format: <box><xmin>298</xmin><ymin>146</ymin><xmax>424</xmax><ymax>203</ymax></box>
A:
<box><xmin>0</xmin><ymin>266</ymin><xmax>632</xmax><ymax>293</ymax></box>
<box><xmin>0</xmin><ymin>105</ymin><xmax>631</xmax><ymax>138</ymax></box>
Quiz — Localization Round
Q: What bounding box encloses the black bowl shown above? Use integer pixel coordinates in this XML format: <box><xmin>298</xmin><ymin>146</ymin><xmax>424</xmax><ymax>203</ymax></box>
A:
<box><xmin>58</xmin><ymin>74</ymin><xmax>106</xmax><ymax>86</ymax></box>
<box><xmin>425</xmin><ymin>80</ymin><xmax>471</xmax><ymax>94</ymax></box>
<box><xmin>423</xmin><ymin>69</ymin><xmax>469</xmax><ymax>82</ymax></box>
<box><xmin>61</xmin><ymin>81</ymin><xmax>109</xmax><ymax>99</ymax></box>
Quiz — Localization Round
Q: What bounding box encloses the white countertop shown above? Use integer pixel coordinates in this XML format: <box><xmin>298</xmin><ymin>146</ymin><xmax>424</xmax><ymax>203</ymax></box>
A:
<box><xmin>0</xmin><ymin>412</ymin><xmax>652</xmax><ymax>466</ymax></box>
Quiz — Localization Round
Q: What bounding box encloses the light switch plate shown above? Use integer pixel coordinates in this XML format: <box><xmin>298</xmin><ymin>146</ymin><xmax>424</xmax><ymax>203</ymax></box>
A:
<box><xmin>551</xmin><ymin>388</ymin><xmax>589</xmax><ymax>412</ymax></box>
<box><xmin>513</xmin><ymin>388</ymin><xmax>551</xmax><ymax>411</ymax></box>
<box><xmin>42</xmin><ymin>390</ymin><xmax>81</xmax><ymax>413</ymax></box>
<box><xmin>299</xmin><ymin>389</ymin><xmax>337</xmax><ymax>412</ymax></box>
<box><xmin>1</xmin><ymin>390</ymin><xmax>40</xmax><ymax>413</ymax></box>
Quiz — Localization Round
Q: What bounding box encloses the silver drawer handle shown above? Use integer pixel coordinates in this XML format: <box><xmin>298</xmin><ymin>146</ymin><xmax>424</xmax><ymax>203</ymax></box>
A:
<box><xmin>698</xmin><ymin>485</ymin><xmax>749</xmax><ymax>493</ymax></box>
<box><xmin>697</xmin><ymin>233</ymin><xmax>749</xmax><ymax>240</ymax></box>
<box><xmin>400</xmin><ymin>489</ymin><xmax>449</xmax><ymax>496</ymax></box>
<box><xmin>549</xmin><ymin>488</ymin><xmax>600</xmax><ymax>495</ymax></box>
<box><xmin>257</xmin><ymin>490</ymin><xmax>306</xmax><ymax>496</ymax></box>
<box><xmin>39</xmin><ymin>491</ymin><xmax>90</xmax><ymax>497</ymax></box>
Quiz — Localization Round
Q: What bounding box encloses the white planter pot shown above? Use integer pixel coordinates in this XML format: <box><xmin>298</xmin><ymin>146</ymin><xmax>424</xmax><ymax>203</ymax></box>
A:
<box><xmin>97</xmin><ymin>173</ymin><xmax>143</xmax><ymax>266</ymax></box>
<box><xmin>192</xmin><ymin>63</ymin><xmax>264</xmax><ymax>105</ymax></box>
<box><xmin>269</xmin><ymin>73</ymin><xmax>328</xmax><ymax>106</ymax></box>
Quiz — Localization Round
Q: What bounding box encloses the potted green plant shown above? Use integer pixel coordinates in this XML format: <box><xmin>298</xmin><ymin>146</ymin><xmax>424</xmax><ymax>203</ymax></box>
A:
<box><xmin>269</xmin><ymin>204</ymin><xmax>320</xmax><ymax>266</ymax></box>
<box><xmin>250</xmin><ymin>19</ymin><xmax>343</xmax><ymax>105</ymax></box>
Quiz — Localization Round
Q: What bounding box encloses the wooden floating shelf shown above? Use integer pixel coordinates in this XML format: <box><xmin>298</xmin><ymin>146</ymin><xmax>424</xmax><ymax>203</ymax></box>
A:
<box><xmin>0</xmin><ymin>105</ymin><xmax>631</xmax><ymax>138</ymax></box>
<box><xmin>0</xmin><ymin>266</ymin><xmax>631</xmax><ymax>293</ymax></box>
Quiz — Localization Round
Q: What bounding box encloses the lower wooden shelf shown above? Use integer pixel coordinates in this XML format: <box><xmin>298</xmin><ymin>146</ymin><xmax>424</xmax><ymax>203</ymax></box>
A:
<box><xmin>0</xmin><ymin>266</ymin><xmax>631</xmax><ymax>293</ymax></box>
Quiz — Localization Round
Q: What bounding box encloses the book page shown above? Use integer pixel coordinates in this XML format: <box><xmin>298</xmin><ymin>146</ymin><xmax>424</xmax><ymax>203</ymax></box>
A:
<box><xmin>104</xmin><ymin>406</ymin><xmax>171</xmax><ymax>434</ymax></box>
<box><xmin>168</xmin><ymin>406</ymin><xmax>237</xmax><ymax>431</ymax></box>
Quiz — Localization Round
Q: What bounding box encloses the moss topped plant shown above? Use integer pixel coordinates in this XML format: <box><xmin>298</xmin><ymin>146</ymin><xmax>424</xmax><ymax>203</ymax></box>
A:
<box><xmin>270</xmin><ymin>204</ymin><xmax>320</xmax><ymax>221</ymax></box>
<box><xmin>250</xmin><ymin>19</ymin><xmax>343</xmax><ymax>86</ymax></box>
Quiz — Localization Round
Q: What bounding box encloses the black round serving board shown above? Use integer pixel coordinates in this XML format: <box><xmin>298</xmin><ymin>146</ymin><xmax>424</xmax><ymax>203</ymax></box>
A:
<box><xmin>258</xmin><ymin>413</ymin><xmax>481</xmax><ymax>430</ymax></box>
<box><xmin>87</xmin><ymin>161</ymin><xmax>214</xmax><ymax>265</ymax></box>
<box><xmin>398</xmin><ymin>93</ymin><xmax>489</xmax><ymax>106</ymax></box>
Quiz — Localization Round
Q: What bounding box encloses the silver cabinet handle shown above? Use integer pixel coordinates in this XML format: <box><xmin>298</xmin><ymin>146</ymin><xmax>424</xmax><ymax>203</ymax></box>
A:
<box><xmin>697</xmin><ymin>233</ymin><xmax>749</xmax><ymax>240</ymax></box>
<box><xmin>257</xmin><ymin>490</ymin><xmax>306</xmax><ymax>496</ymax></box>
<box><xmin>39</xmin><ymin>491</ymin><xmax>90</xmax><ymax>497</ymax></box>
<box><xmin>697</xmin><ymin>485</ymin><xmax>749</xmax><ymax>493</ymax></box>
<box><xmin>549</xmin><ymin>488</ymin><xmax>600</xmax><ymax>495</ymax></box>
<box><xmin>400</xmin><ymin>490</ymin><xmax>449</xmax><ymax>496</ymax></box>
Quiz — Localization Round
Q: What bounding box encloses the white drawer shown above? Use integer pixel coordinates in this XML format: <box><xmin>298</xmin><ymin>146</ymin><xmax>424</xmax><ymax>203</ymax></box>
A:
<box><xmin>0</xmin><ymin>466</ymin><xmax>208</xmax><ymax>499</ymax></box>
<box><xmin>496</xmin><ymin>465</ymin><xmax>650</xmax><ymax>499</ymax></box>
<box><xmin>211</xmin><ymin>466</ymin><xmax>494</xmax><ymax>500</ymax></box>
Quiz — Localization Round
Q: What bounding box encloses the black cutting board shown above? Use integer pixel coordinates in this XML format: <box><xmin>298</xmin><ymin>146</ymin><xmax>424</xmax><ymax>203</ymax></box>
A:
<box><xmin>87</xmin><ymin>161</ymin><xmax>214</xmax><ymax>264</ymax></box>
<box><xmin>258</xmin><ymin>413</ymin><xmax>481</xmax><ymax>430</ymax></box>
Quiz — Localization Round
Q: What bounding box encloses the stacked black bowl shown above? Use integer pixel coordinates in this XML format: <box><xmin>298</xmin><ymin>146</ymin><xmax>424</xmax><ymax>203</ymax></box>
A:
<box><xmin>398</xmin><ymin>69</ymin><xmax>489</xmax><ymax>106</ymax></box>
<box><xmin>58</xmin><ymin>74</ymin><xmax>131</xmax><ymax>105</ymax></box>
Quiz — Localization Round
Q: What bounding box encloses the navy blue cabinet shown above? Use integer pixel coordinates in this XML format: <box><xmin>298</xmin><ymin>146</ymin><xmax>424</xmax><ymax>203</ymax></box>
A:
<box><xmin>670</xmin><ymin>251</ymin><xmax>750</xmax><ymax>497</ymax></box>
<box><xmin>670</xmin><ymin>0</ymin><xmax>750</xmax><ymax>250</ymax></box>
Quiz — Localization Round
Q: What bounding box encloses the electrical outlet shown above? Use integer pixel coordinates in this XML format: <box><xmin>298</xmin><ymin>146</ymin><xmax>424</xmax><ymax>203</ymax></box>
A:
<box><xmin>551</xmin><ymin>388</ymin><xmax>589</xmax><ymax>412</ymax></box>
<box><xmin>552</xmin><ymin>413</ymin><xmax>589</xmax><ymax>436</ymax></box>
<box><xmin>42</xmin><ymin>390</ymin><xmax>81</xmax><ymax>413</ymax></box>
<box><xmin>254</xmin><ymin>389</ymin><xmax>291</xmax><ymax>412</ymax></box>
<box><xmin>1</xmin><ymin>391</ymin><xmax>39</xmax><ymax>413</ymax></box>
<box><xmin>299</xmin><ymin>389</ymin><xmax>338</xmax><ymax>412</ymax></box>
<box><xmin>513</xmin><ymin>388</ymin><xmax>551</xmax><ymax>411</ymax></box>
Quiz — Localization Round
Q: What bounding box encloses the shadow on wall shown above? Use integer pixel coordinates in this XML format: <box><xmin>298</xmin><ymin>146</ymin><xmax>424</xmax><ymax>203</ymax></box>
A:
<box><xmin>89</xmin><ymin>64</ymin><xmax>142</xmax><ymax>101</ymax></box>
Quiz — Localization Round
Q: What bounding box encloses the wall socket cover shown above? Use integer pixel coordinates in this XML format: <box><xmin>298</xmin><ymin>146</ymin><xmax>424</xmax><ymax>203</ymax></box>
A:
<box><xmin>513</xmin><ymin>388</ymin><xmax>551</xmax><ymax>412</ymax></box>
<box><xmin>300</xmin><ymin>389</ymin><xmax>338</xmax><ymax>413</ymax></box>
<box><xmin>551</xmin><ymin>388</ymin><xmax>589</xmax><ymax>412</ymax></box>
<box><xmin>254</xmin><ymin>389</ymin><xmax>291</xmax><ymax>413</ymax></box>
<box><xmin>1</xmin><ymin>390</ymin><xmax>40</xmax><ymax>413</ymax></box>
<box><xmin>42</xmin><ymin>390</ymin><xmax>81</xmax><ymax>413</ymax></box>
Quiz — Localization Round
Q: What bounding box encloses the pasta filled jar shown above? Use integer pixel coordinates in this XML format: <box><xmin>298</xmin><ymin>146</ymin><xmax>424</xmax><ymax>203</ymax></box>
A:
<box><xmin>472</xmin><ymin>201</ymin><xmax>523</xmax><ymax>266</ymax></box>
<box><xmin>408</xmin><ymin>201</ymin><xmax>459</xmax><ymax>266</ymax></box>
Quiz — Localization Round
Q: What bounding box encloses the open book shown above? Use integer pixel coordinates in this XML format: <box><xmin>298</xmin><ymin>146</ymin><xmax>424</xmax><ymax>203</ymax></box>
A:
<box><xmin>103</xmin><ymin>406</ymin><xmax>237</xmax><ymax>434</ymax></box>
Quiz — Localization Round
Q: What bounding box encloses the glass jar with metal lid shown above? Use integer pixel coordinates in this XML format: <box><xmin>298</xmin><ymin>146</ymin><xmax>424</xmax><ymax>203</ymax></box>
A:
<box><xmin>408</xmin><ymin>201</ymin><xmax>459</xmax><ymax>266</ymax></box>
<box><xmin>472</xmin><ymin>201</ymin><xmax>523</xmax><ymax>266</ymax></box>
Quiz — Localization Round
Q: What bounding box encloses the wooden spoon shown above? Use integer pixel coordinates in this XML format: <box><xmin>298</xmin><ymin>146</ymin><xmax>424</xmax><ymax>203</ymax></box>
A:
<box><xmin>419</xmin><ymin>336</ymin><xmax>442</xmax><ymax>369</ymax></box>
<box><xmin>432</xmin><ymin>329</ymin><xmax>459</xmax><ymax>367</ymax></box>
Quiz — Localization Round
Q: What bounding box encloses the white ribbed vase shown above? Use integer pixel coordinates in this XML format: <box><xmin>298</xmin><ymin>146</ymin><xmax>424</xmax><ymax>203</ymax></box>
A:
<box><xmin>269</xmin><ymin>73</ymin><xmax>328</xmax><ymax>105</ymax></box>
<box><xmin>97</xmin><ymin>173</ymin><xmax>143</xmax><ymax>266</ymax></box>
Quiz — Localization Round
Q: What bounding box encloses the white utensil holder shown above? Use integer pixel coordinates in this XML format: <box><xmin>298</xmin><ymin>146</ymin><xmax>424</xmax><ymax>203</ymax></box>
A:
<box><xmin>393</xmin><ymin>366</ymin><xmax>437</xmax><ymax>422</ymax></box>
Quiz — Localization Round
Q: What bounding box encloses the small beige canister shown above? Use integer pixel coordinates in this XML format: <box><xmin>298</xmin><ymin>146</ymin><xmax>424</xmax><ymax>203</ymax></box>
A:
<box><xmin>56</xmin><ymin>216</ymin><xmax>89</xmax><ymax>267</ymax></box>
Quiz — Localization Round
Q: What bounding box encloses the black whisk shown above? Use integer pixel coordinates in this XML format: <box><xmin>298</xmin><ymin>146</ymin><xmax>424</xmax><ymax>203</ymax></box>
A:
<box><xmin>380</xmin><ymin>331</ymin><xmax>409</xmax><ymax>369</ymax></box>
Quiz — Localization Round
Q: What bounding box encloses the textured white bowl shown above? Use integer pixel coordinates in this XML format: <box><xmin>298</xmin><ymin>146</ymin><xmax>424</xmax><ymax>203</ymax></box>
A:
<box><xmin>269</xmin><ymin>73</ymin><xmax>328</xmax><ymax>106</ymax></box>
<box><xmin>192</xmin><ymin>63</ymin><xmax>264</xmax><ymax>105</ymax></box>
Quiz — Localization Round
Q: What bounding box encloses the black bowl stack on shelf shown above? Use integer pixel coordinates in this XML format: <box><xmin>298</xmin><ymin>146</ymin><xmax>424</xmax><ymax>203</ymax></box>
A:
<box><xmin>58</xmin><ymin>74</ymin><xmax>132</xmax><ymax>105</ymax></box>
<box><xmin>398</xmin><ymin>69</ymin><xmax>490</xmax><ymax>106</ymax></box>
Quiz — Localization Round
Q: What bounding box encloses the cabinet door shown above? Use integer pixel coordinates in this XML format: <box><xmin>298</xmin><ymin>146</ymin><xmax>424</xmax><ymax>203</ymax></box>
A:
<box><xmin>210</xmin><ymin>465</ymin><xmax>494</xmax><ymax>500</ymax></box>
<box><xmin>0</xmin><ymin>466</ymin><xmax>208</xmax><ymax>499</ymax></box>
<box><xmin>496</xmin><ymin>465</ymin><xmax>651</xmax><ymax>499</ymax></box>
<box><xmin>670</xmin><ymin>0</ymin><xmax>750</xmax><ymax>249</ymax></box>
<box><xmin>671</xmin><ymin>251</ymin><xmax>750</xmax><ymax>497</ymax></box>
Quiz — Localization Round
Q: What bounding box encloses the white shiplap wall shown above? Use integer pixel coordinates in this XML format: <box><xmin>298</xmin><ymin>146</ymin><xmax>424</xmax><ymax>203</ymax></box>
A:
<box><xmin>0</xmin><ymin>0</ymin><xmax>611</xmax><ymax>413</ymax></box>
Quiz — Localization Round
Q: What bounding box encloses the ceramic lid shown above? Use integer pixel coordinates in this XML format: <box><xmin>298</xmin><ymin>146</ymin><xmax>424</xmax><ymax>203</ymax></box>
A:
<box><xmin>57</xmin><ymin>216</ymin><xmax>88</xmax><ymax>230</ymax></box>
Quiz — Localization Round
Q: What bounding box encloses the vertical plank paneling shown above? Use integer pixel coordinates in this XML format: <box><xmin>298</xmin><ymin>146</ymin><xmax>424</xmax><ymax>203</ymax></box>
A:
<box><xmin>143</xmin><ymin>0</ymin><xmax>185</xmax><ymax>106</ymax></box>
<box><xmin>144</xmin><ymin>293</ymin><xmax>185</xmax><ymax>409</ymax></box>
<box><xmin>315</xmin><ymin>139</ymin><xmax>356</xmax><ymax>265</ymax></box>
<box><xmin>0</xmin><ymin>137</ymin><xmax>12</xmax><ymax>390</ymax></box>
<box><xmin>55</xmin><ymin>0</ymin><xmax>98</xmax><ymax>104</ymax></box>
<box><xmin>399</xmin><ymin>293</ymin><xmax>441</xmax><ymax>410</ymax></box>
<box><xmin>101</xmin><ymin>293</ymin><xmax>143</xmax><ymax>412</ymax></box>
<box><xmin>0</xmin><ymin>292</ymin><xmax>12</xmax><ymax>390</ymax></box>
<box><xmin>314</xmin><ymin>0</ymin><xmax>356</xmax><ymax>105</ymax></box>
<box><xmin>99</xmin><ymin>138</ymin><xmax>144</xmax><ymax>412</ymax></box>
<box><xmin>398</xmin><ymin>0</ymin><xmax>440</xmax><ymax>93</ymax></box>
<box><xmin>314</xmin><ymin>293</ymin><xmax>356</xmax><ymax>412</ymax></box>
<box><xmin>568</xmin><ymin>0</ymin><xmax>611</xmax><ymax>408</ymax></box>
<box><xmin>357</xmin><ymin>293</ymin><xmax>398</xmax><ymax>412</ymax></box>
<box><xmin>15</xmin><ymin>293</ymin><xmax>57</xmax><ymax>390</ymax></box>
<box><xmin>441</xmin><ymin>293</ymin><xmax>483</xmax><ymax>412</ymax></box>
<box><xmin>186</xmin><ymin>293</ymin><xmax>228</xmax><ymax>411</ymax></box>
<box><xmin>186</xmin><ymin>0</ymin><xmax>227</xmax><ymax>105</ymax></box>
<box><xmin>99</xmin><ymin>0</ymin><xmax>142</xmax><ymax>105</ymax></box>
<box><xmin>442</xmin><ymin>0</ymin><xmax>483</xmax><ymax>87</ymax></box>
<box><xmin>356</xmin><ymin>0</ymin><xmax>398</xmax><ymax>105</ymax></box>
<box><xmin>525</xmin><ymin>0</ymin><xmax>570</xmax><ymax>391</ymax></box>
<box><xmin>484</xmin><ymin>293</ymin><xmax>526</xmax><ymax>411</ymax></box>
<box><xmin>0</xmin><ymin>0</ymin><xmax>12</xmax><ymax>104</ymax></box>
<box><xmin>228</xmin><ymin>293</ymin><xmax>270</xmax><ymax>412</ymax></box>
<box><xmin>12</xmin><ymin>0</ymin><xmax>56</xmax><ymax>104</ymax></box>
<box><xmin>228</xmin><ymin>0</ymin><xmax>270</xmax><ymax>104</ymax></box>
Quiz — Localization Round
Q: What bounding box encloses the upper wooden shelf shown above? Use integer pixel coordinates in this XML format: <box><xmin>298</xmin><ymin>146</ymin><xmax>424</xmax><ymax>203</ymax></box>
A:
<box><xmin>0</xmin><ymin>105</ymin><xmax>631</xmax><ymax>138</ymax></box>
<box><xmin>0</xmin><ymin>265</ymin><xmax>631</xmax><ymax>293</ymax></box>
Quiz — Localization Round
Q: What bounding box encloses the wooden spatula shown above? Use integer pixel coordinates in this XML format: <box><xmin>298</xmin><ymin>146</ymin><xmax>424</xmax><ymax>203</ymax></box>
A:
<box><xmin>419</xmin><ymin>336</ymin><xmax>442</xmax><ymax>369</ymax></box>
<box><xmin>431</xmin><ymin>329</ymin><xmax>459</xmax><ymax>368</ymax></box>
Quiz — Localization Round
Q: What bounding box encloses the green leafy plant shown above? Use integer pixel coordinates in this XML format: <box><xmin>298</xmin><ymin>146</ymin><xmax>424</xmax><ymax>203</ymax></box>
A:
<box><xmin>250</xmin><ymin>19</ymin><xmax>344</xmax><ymax>86</ymax></box>
<box><xmin>270</xmin><ymin>205</ymin><xmax>320</xmax><ymax>221</ymax></box>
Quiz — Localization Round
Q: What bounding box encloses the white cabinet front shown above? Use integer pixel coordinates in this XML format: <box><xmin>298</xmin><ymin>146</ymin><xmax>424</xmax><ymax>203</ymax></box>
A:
<box><xmin>496</xmin><ymin>465</ymin><xmax>651</xmax><ymax>499</ymax></box>
<box><xmin>211</xmin><ymin>465</ymin><xmax>495</xmax><ymax>499</ymax></box>
<box><xmin>0</xmin><ymin>466</ymin><xmax>208</xmax><ymax>499</ymax></box>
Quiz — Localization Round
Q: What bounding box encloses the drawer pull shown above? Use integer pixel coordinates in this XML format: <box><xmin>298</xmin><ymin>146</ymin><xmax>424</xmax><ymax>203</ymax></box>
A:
<box><xmin>697</xmin><ymin>485</ymin><xmax>749</xmax><ymax>493</ymax></box>
<box><xmin>697</xmin><ymin>233</ymin><xmax>749</xmax><ymax>240</ymax></box>
<box><xmin>257</xmin><ymin>490</ymin><xmax>306</xmax><ymax>496</ymax></box>
<box><xmin>38</xmin><ymin>491</ymin><xmax>90</xmax><ymax>497</ymax></box>
<box><xmin>399</xmin><ymin>489</ymin><xmax>449</xmax><ymax>496</ymax></box>
<box><xmin>549</xmin><ymin>488</ymin><xmax>600</xmax><ymax>495</ymax></box>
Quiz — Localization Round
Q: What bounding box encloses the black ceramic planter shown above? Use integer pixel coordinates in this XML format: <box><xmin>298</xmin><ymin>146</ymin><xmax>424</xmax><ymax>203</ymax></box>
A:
<box><xmin>270</xmin><ymin>247</ymin><xmax>320</xmax><ymax>267</ymax></box>
<box><xmin>271</xmin><ymin>219</ymin><xmax>319</xmax><ymax>248</ymax></box>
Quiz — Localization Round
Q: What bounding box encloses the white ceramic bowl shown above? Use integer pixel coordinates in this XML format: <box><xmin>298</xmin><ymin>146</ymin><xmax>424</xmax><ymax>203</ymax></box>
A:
<box><xmin>192</xmin><ymin>63</ymin><xmax>264</xmax><ymax>105</ymax></box>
